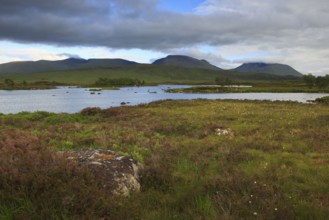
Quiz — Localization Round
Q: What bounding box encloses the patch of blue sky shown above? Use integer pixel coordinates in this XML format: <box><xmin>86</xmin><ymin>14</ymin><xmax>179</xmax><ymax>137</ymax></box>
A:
<box><xmin>197</xmin><ymin>45</ymin><xmax>217</xmax><ymax>53</ymax></box>
<box><xmin>159</xmin><ymin>0</ymin><xmax>205</xmax><ymax>13</ymax></box>
<box><xmin>228</xmin><ymin>51</ymin><xmax>272</xmax><ymax>62</ymax></box>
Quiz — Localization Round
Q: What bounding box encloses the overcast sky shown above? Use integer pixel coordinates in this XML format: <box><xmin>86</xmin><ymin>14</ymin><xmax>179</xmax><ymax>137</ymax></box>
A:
<box><xmin>0</xmin><ymin>0</ymin><xmax>328</xmax><ymax>75</ymax></box>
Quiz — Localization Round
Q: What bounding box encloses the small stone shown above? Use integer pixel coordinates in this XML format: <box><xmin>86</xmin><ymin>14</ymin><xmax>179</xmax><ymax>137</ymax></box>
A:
<box><xmin>116</xmin><ymin>156</ymin><xmax>125</xmax><ymax>160</ymax></box>
<box><xmin>89</xmin><ymin>161</ymin><xmax>103</xmax><ymax>166</ymax></box>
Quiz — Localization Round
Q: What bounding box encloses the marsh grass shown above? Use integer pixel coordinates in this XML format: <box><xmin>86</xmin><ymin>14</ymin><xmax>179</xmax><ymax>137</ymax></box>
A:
<box><xmin>0</xmin><ymin>99</ymin><xmax>328</xmax><ymax>219</ymax></box>
<box><xmin>315</xmin><ymin>96</ymin><xmax>329</xmax><ymax>104</ymax></box>
<box><xmin>167</xmin><ymin>84</ymin><xmax>329</xmax><ymax>93</ymax></box>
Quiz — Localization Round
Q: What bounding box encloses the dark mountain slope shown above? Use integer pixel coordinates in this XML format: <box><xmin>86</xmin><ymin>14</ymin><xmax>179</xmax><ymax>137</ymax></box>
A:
<box><xmin>0</xmin><ymin>58</ymin><xmax>137</xmax><ymax>74</ymax></box>
<box><xmin>152</xmin><ymin>55</ymin><xmax>221</xmax><ymax>70</ymax></box>
<box><xmin>234</xmin><ymin>62</ymin><xmax>302</xmax><ymax>77</ymax></box>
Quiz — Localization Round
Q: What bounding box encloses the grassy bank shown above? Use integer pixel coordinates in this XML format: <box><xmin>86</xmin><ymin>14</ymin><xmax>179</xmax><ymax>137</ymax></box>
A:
<box><xmin>0</xmin><ymin>100</ymin><xmax>328</xmax><ymax>219</ymax></box>
<box><xmin>315</xmin><ymin>96</ymin><xmax>329</xmax><ymax>104</ymax></box>
<box><xmin>0</xmin><ymin>81</ymin><xmax>64</xmax><ymax>90</ymax></box>
<box><xmin>167</xmin><ymin>83</ymin><xmax>329</xmax><ymax>93</ymax></box>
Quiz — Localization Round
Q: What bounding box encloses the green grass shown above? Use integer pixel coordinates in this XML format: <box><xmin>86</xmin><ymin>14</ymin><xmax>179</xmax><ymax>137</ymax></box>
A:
<box><xmin>0</xmin><ymin>100</ymin><xmax>328</xmax><ymax>219</ymax></box>
<box><xmin>167</xmin><ymin>83</ymin><xmax>329</xmax><ymax>93</ymax></box>
<box><xmin>0</xmin><ymin>81</ymin><xmax>63</xmax><ymax>90</ymax></box>
<box><xmin>0</xmin><ymin>65</ymin><xmax>225</xmax><ymax>85</ymax></box>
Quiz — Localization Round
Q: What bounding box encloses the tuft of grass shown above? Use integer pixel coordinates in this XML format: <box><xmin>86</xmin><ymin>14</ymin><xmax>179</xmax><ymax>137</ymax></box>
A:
<box><xmin>315</xmin><ymin>96</ymin><xmax>329</xmax><ymax>104</ymax></box>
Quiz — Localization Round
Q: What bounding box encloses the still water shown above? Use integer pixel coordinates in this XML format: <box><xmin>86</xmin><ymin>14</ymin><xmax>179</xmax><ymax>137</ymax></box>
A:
<box><xmin>0</xmin><ymin>85</ymin><xmax>327</xmax><ymax>114</ymax></box>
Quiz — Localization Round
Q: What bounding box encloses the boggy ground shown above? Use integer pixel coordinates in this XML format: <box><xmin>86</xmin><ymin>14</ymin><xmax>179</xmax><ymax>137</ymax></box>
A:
<box><xmin>0</xmin><ymin>99</ymin><xmax>328</xmax><ymax>219</ymax></box>
<box><xmin>167</xmin><ymin>84</ymin><xmax>329</xmax><ymax>93</ymax></box>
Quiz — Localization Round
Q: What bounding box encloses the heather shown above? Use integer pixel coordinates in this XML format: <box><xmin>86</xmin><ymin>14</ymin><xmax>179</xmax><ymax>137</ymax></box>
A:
<box><xmin>0</xmin><ymin>99</ymin><xmax>328</xmax><ymax>219</ymax></box>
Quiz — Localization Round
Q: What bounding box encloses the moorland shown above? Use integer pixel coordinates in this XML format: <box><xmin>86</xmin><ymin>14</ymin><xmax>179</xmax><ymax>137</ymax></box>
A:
<box><xmin>0</xmin><ymin>99</ymin><xmax>328</xmax><ymax>219</ymax></box>
<box><xmin>0</xmin><ymin>56</ymin><xmax>328</xmax><ymax>219</ymax></box>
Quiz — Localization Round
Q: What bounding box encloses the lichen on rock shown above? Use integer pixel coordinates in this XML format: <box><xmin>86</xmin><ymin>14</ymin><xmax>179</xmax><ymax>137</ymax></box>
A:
<box><xmin>58</xmin><ymin>149</ymin><xmax>143</xmax><ymax>196</ymax></box>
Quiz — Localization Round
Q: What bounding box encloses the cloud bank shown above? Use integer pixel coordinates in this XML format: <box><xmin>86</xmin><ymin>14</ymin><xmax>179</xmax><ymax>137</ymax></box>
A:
<box><xmin>0</xmin><ymin>0</ymin><xmax>328</xmax><ymax>74</ymax></box>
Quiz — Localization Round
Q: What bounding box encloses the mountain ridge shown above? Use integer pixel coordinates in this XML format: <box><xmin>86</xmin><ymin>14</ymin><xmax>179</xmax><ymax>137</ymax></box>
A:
<box><xmin>233</xmin><ymin>62</ymin><xmax>302</xmax><ymax>77</ymax></box>
<box><xmin>152</xmin><ymin>55</ymin><xmax>221</xmax><ymax>70</ymax></box>
<box><xmin>0</xmin><ymin>58</ymin><xmax>138</xmax><ymax>74</ymax></box>
<box><xmin>0</xmin><ymin>56</ymin><xmax>303</xmax><ymax>78</ymax></box>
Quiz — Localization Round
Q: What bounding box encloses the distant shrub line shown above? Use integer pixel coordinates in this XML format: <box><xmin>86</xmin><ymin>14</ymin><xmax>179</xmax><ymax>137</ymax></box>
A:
<box><xmin>94</xmin><ymin>77</ymin><xmax>145</xmax><ymax>86</ymax></box>
<box><xmin>0</xmin><ymin>79</ymin><xmax>63</xmax><ymax>90</ymax></box>
<box><xmin>303</xmin><ymin>74</ymin><xmax>329</xmax><ymax>89</ymax></box>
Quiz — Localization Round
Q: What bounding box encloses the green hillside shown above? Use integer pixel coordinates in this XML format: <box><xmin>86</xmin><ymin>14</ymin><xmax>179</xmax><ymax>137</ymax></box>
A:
<box><xmin>0</xmin><ymin>57</ymin><xmax>304</xmax><ymax>86</ymax></box>
<box><xmin>0</xmin><ymin>58</ymin><xmax>137</xmax><ymax>74</ymax></box>
<box><xmin>0</xmin><ymin>64</ymin><xmax>301</xmax><ymax>86</ymax></box>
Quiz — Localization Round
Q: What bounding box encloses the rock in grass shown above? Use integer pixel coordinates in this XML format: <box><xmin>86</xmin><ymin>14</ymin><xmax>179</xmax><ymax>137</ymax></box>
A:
<box><xmin>58</xmin><ymin>149</ymin><xmax>143</xmax><ymax>196</ymax></box>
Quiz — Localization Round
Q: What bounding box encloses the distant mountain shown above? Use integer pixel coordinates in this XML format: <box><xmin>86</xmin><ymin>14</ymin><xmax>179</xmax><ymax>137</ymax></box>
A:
<box><xmin>152</xmin><ymin>55</ymin><xmax>221</xmax><ymax>70</ymax></box>
<box><xmin>0</xmin><ymin>56</ymin><xmax>303</xmax><ymax>81</ymax></box>
<box><xmin>0</xmin><ymin>58</ymin><xmax>138</xmax><ymax>74</ymax></box>
<box><xmin>233</xmin><ymin>62</ymin><xmax>302</xmax><ymax>77</ymax></box>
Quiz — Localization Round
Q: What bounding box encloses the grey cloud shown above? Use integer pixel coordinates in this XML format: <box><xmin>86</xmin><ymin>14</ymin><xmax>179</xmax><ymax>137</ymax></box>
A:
<box><xmin>58</xmin><ymin>53</ymin><xmax>82</xmax><ymax>59</ymax></box>
<box><xmin>0</xmin><ymin>0</ymin><xmax>329</xmax><ymax>53</ymax></box>
<box><xmin>0</xmin><ymin>0</ymin><xmax>110</xmax><ymax>16</ymax></box>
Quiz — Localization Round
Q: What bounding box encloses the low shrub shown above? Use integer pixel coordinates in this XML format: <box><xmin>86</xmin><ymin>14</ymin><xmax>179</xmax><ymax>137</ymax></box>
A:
<box><xmin>80</xmin><ymin>107</ymin><xmax>102</xmax><ymax>116</ymax></box>
<box><xmin>315</xmin><ymin>96</ymin><xmax>329</xmax><ymax>104</ymax></box>
<box><xmin>0</xmin><ymin>130</ymin><xmax>120</xmax><ymax>219</ymax></box>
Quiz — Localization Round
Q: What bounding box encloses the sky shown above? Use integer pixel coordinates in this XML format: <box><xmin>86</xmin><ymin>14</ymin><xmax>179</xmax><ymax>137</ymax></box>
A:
<box><xmin>0</xmin><ymin>0</ymin><xmax>328</xmax><ymax>75</ymax></box>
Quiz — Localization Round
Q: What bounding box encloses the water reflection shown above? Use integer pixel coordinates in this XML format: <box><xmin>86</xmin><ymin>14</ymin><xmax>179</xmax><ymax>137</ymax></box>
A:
<box><xmin>0</xmin><ymin>85</ymin><xmax>327</xmax><ymax>114</ymax></box>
